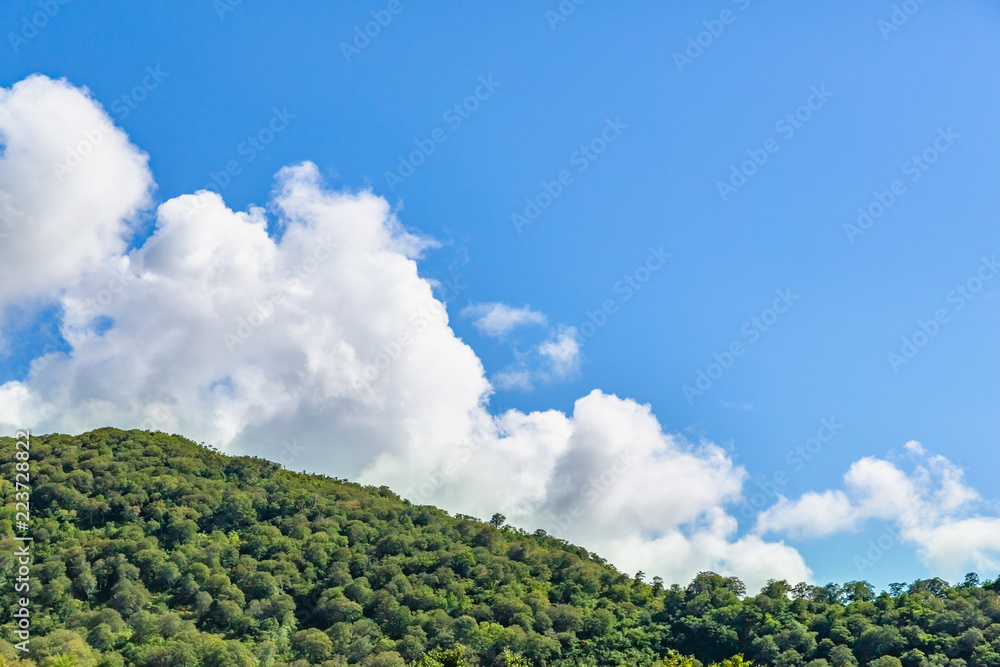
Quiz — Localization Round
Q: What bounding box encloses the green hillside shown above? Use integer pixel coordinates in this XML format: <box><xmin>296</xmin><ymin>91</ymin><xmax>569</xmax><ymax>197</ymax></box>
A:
<box><xmin>0</xmin><ymin>429</ymin><xmax>997</xmax><ymax>667</ymax></box>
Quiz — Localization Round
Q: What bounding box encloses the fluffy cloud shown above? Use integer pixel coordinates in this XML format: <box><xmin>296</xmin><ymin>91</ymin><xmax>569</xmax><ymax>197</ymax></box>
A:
<box><xmin>365</xmin><ymin>388</ymin><xmax>809</xmax><ymax>586</ymax></box>
<box><xmin>0</xmin><ymin>75</ymin><xmax>811</xmax><ymax>591</ymax></box>
<box><xmin>462</xmin><ymin>302</ymin><xmax>547</xmax><ymax>339</ymax></box>
<box><xmin>755</xmin><ymin>444</ymin><xmax>1000</xmax><ymax>576</ymax></box>
<box><xmin>0</xmin><ymin>75</ymin><xmax>152</xmax><ymax>309</ymax></box>
<box><xmin>505</xmin><ymin>390</ymin><xmax>809</xmax><ymax>585</ymax></box>
<box><xmin>538</xmin><ymin>326</ymin><xmax>581</xmax><ymax>379</ymax></box>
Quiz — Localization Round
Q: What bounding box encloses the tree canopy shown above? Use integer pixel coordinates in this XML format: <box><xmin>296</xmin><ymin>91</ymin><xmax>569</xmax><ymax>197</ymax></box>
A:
<box><xmin>0</xmin><ymin>429</ymin><xmax>998</xmax><ymax>666</ymax></box>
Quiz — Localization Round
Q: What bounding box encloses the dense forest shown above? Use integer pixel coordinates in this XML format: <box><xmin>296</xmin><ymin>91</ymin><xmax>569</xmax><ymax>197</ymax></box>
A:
<box><xmin>0</xmin><ymin>429</ymin><xmax>997</xmax><ymax>667</ymax></box>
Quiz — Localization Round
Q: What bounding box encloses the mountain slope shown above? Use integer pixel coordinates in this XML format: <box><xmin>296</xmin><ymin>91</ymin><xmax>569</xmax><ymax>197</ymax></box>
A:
<box><xmin>0</xmin><ymin>429</ymin><xmax>997</xmax><ymax>667</ymax></box>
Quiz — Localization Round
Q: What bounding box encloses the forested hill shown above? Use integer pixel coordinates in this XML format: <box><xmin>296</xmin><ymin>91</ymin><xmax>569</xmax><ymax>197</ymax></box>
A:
<box><xmin>0</xmin><ymin>429</ymin><xmax>998</xmax><ymax>667</ymax></box>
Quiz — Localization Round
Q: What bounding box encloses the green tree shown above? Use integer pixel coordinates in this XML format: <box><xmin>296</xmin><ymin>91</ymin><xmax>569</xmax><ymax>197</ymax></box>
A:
<box><xmin>660</xmin><ymin>649</ymin><xmax>698</xmax><ymax>666</ymax></box>
<box><xmin>292</xmin><ymin>628</ymin><xmax>334</xmax><ymax>663</ymax></box>
<box><xmin>868</xmin><ymin>658</ymin><xmax>903</xmax><ymax>667</ymax></box>
<box><xmin>6</xmin><ymin>430</ymin><xmax>1000</xmax><ymax>667</ymax></box>
<box><xmin>410</xmin><ymin>646</ymin><xmax>472</xmax><ymax>667</ymax></box>
<box><xmin>713</xmin><ymin>655</ymin><xmax>754</xmax><ymax>667</ymax></box>
<box><xmin>843</xmin><ymin>581</ymin><xmax>876</xmax><ymax>603</ymax></box>
<box><xmin>501</xmin><ymin>649</ymin><xmax>531</xmax><ymax>667</ymax></box>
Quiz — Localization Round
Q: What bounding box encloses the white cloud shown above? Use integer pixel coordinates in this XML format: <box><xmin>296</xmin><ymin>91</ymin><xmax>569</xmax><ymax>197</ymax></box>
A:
<box><xmin>493</xmin><ymin>326</ymin><xmax>582</xmax><ymax>391</ymax></box>
<box><xmin>0</xmin><ymin>75</ymin><xmax>811</xmax><ymax>591</ymax></box>
<box><xmin>538</xmin><ymin>326</ymin><xmax>581</xmax><ymax>380</ymax></box>
<box><xmin>756</xmin><ymin>442</ymin><xmax>1000</xmax><ymax>577</ymax></box>
<box><xmin>907</xmin><ymin>518</ymin><xmax>1000</xmax><ymax>575</ymax></box>
<box><xmin>754</xmin><ymin>490</ymin><xmax>857</xmax><ymax>539</ymax></box>
<box><xmin>372</xmin><ymin>388</ymin><xmax>811</xmax><ymax>589</ymax></box>
<box><xmin>492</xmin><ymin>366</ymin><xmax>534</xmax><ymax>391</ymax></box>
<box><xmin>463</xmin><ymin>302</ymin><xmax>547</xmax><ymax>339</ymax></box>
<box><xmin>0</xmin><ymin>75</ymin><xmax>152</xmax><ymax>310</ymax></box>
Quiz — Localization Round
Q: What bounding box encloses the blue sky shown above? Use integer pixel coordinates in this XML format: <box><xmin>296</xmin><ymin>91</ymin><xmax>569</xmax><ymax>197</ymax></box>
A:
<box><xmin>2</xmin><ymin>0</ymin><xmax>999</xmax><ymax>591</ymax></box>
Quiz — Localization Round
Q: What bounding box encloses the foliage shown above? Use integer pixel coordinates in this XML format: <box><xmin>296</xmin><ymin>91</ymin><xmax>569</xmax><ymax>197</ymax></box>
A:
<box><xmin>0</xmin><ymin>429</ymin><xmax>997</xmax><ymax>667</ymax></box>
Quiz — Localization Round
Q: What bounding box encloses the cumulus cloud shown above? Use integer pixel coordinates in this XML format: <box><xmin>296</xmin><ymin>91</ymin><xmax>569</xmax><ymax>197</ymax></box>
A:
<box><xmin>367</xmin><ymin>388</ymin><xmax>810</xmax><ymax>587</ymax></box>
<box><xmin>0</xmin><ymin>75</ymin><xmax>811</xmax><ymax>591</ymax></box>
<box><xmin>756</xmin><ymin>443</ymin><xmax>1000</xmax><ymax>576</ymax></box>
<box><xmin>463</xmin><ymin>302</ymin><xmax>547</xmax><ymax>339</ymax></box>
<box><xmin>510</xmin><ymin>390</ymin><xmax>810</xmax><ymax>585</ymax></box>
<box><xmin>0</xmin><ymin>75</ymin><xmax>152</xmax><ymax>309</ymax></box>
